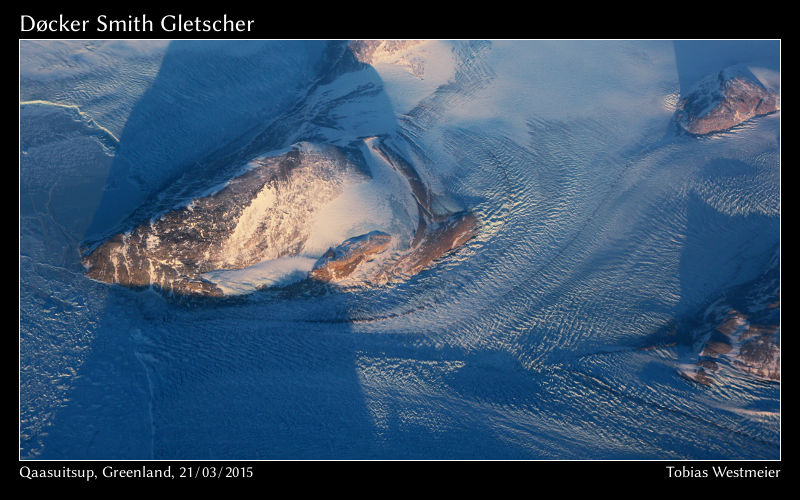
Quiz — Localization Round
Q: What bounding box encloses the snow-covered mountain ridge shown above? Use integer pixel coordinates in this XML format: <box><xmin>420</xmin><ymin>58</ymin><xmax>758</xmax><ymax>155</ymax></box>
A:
<box><xmin>82</xmin><ymin>138</ymin><xmax>478</xmax><ymax>296</ymax></box>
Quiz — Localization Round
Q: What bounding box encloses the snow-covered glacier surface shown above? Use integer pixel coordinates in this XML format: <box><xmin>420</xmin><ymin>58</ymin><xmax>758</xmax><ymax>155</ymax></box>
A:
<box><xmin>20</xmin><ymin>40</ymin><xmax>779</xmax><ymax>459</ymax></box>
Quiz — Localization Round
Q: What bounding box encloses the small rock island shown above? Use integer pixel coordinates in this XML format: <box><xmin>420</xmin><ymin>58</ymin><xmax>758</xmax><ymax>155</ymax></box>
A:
<box><xmin>675</xmin><ymin>66</ymin><xmax>779</xmax><ymax>135</ymax></box>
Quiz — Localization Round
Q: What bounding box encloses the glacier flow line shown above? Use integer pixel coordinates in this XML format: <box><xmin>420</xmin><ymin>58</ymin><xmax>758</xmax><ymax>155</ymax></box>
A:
<box><xmin>20</xmin><ymin>100</ymin><xmax>120</xmax><ymax>145</ymax></box>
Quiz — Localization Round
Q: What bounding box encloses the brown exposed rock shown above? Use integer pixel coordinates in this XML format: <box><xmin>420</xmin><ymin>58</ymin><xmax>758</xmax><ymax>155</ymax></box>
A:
<box><xmin>349</xmin><ymin>40</ymin><xmax>425</xmax><ymax>66</ymax></box>
<box><xmin>736</xmin><ymin>335</ymin><xmax>780</xmax><ymax>380</ymax></box>
<box><xmin>172</xmin><ymin>276</ymin><xmax>225</xmax><ymax>298</ymax></box>
<box><xmin>381</xmin><ymin>211</ymin><xmax>479</xmax><ymax>282</ymax></box>
<box><xmin>697</xmin><ymin>359</ymin><xmax>719</xmax><ymax>371</ymax></box>
<box><xmin>349</xmin><ymin>40</ymin><xmax>427</xmax><ymax>78</ymax></box>
<box><xmin>677</xmin><ymin>251</ymin><xmax>780</xmax><ymax>386</ymax></box>
<box><xmin>83</xmin><ymin>144</ymin><xmax>359</xmax><ymax>296</ymax></box>
<box><xmin>701</xmin><ymin>340</ymin><xmax>733</xmax><ymax>357</ymax></box>
<box><xmin>740</xmin><ymin>323</ymin><xmax>779</xmax><ymax>341</ymax></box>
<box><xmin>309</xmin><ymin>231</ymin><xmax>392</xmax><ymax>283</ymax></box>
<box><xmin>364</xmin><ymin>138</ymin><xmax>480</xmax><ymax>284</ymax></box>
<box><xmin>681</xmin><ymin>368</ymin><xmax>715</xmax><ymax>386</ymax></box>
<box><xmin>675</xmin><ymin>66</ymin><xmax>779</xmax><ymax>135</ymax></box>
<box><xmin>307</xmin><ymin>211</ymin><xmax>479</xmax><ymax>286</ymax></box>
<box><xmin>715</xmin><ymin>312</ymin><xmax>746</xmax><ymax>336</ymax></box>
<box><xmin>83</xmin><ymin>138</ymin><xmax>479</xmax><ymax>296</ymax></box>
<box><xmin>686</xmin><ymin>310</ymin><xmax>780</xmax><ymax>384</ymax></box>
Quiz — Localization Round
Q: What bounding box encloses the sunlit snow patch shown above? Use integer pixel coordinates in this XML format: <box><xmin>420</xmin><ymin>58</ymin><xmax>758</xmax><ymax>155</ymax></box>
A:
<box><xmin>202</xmin><ymin>256</ymin><xmax>318</xmax><ymax>294</ymax></box>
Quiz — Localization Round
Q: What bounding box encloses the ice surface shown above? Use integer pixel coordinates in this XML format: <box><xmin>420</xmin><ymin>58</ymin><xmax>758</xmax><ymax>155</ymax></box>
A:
<box><xmin>202</xmin><ymin>256</ymin><xmax>318</xmax><ymax>295</ymax></box>
<box><xmin>19</xmin><ymin>40</ymin><xmax>780</xmax><ymax>459</ymax></box>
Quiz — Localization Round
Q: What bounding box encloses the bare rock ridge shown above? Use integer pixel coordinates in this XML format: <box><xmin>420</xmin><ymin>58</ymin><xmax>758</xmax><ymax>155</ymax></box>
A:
<box><xmin>378</xmin><ymin>211</ymin><xmax>478</xmax><ymax>283</ymax></box>
<box><xmin>310</xmin><ymin>231</ymin><xmax>392</xmax><ymax>282</ymax></box>
<box><xmin>363</xmin><ymin>138</ymin><xmax>479</xmax><ymax>283</ymax></box>
<box><xmin>349</xmin><ymin>40</ymin><xmax>425</xmax><ymax>66</ymax></box>
<box><xmin>83</xmin><ymin>140</ymin><xmax>479</xmax><ymax>296</ymax></box>
<box><xmin>678</xmin><ymin>253</ymin><xmax>780</xmax><ymax>386</ymax></box>
<box><xmin>682</xmin><ymin>310</ymin><xmax>780</xmax><ymax>385</ymax></box>
<box><xmin>83</xmin><ymin>143</ymin><xmax>365</xmax><ymax>296</ymax></box>
<box><xmin>675</xmin><ymin>65</ymin><xmax>779</xmax><ymax>135</ymax></box>
<box><xmin>349</xmin><ymin>40</ymin><xmax>427</xmax><ymax>78</ymax></box>
<box><xmin>309</xmin><ymin>138</ymin><xmax>480</xmax><ymax>286</ymax></box>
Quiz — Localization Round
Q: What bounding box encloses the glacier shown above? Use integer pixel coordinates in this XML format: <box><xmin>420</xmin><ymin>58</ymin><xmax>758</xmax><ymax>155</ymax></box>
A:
<box><xmin>19</xmin><ymin>39</ymin><xmax>779</xmax><ymax>459</ymax></box>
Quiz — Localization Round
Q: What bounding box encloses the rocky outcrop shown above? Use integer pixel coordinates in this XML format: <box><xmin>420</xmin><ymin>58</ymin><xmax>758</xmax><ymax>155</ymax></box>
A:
<box><xmin>83</xmin><ymin>138</ymin><xmax>480</xmax><ymax>296</ymax></box>
<box><xmin>675</xmin><ymin>66</ymin><xmax>779</xmax><ymax>135</ymax></box>
<box><xmin>678</xmin><ymin>252</ymin><xmax>780</xmax><ymax>386</ymax></box>
<box><xmin>349</xmin><ymin>40</ymin><xmax>427</xmax><ymax>77</ymax></box>
<box><xmin>378</xmin><ymin>211</ymin><xmax>479</xmax><ymax>282</ymax></box>
<box><xmin>308</xmin><ymin>137</ymin><xmax>481</xmax><ymax>285</ymax></box>
<box><xmin>736</xmin><ymin>325</ymin><xmax>780</xmax><ymax>380</ymax></box>
<box><xmin>683</xmin><ymin>310</ymin><xmax>780</xmax><ymax>385</ymax></box>
<box><xmin>349</xmin><ymin>40</ymin><xmax>425</xmax><ymax>65</ymax></box>
<box><xmin>365</xmin><ymin>138</ymin><xmax>479</xmax><ymax>283</ymax></box>
<box><xmin>310</xmin><ymin>231</ymin><xmax>392</xmax><ymax>282</ymax></box>
<box><xmin>82</xmin><ymin>143</ymin><xmax>364</xmax><ymax>296</ymax></box>
<box><xmin>308</xmin><ymin>211</ymin><xmax>479</xmax><ymax>286</ymax></box>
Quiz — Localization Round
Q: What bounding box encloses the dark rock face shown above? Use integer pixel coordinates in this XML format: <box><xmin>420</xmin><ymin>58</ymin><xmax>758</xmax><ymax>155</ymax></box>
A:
<box><xmin>678</xmin><ymin>252</ymin><xmax>780</xmax><ymax>386</ymax></box>
<box><xmin>675</xmin><ymin>66</ymin><xmax>779</xmax><ymax>135</ymax></box>
<box><xmin>83</xmin><ymin>144</ymin><xmax>362</xmax><ymax>296</ymax></box>
<box><xmin>366</xmin><ymin>139</ymin><xmax>479</xmax><ymax>283</ymax></box>
<box><xmin>379</xmin><ymin>211</ymin><xmax>479</xmax><ymax>282</ymax></box>
<box><xmin>83</xmin><ymin>138</ymin><xmax>480</xmax><ymax>296</ymax></box>
<box><xmin>685</xmin><ymin>310</ymin><xmax>780</xmax><ymax>385</ymax></box>
<box><xmin>307</xmin><ymin>137</ymin><xmax>480</xmax><ymax>285</ymax></box>
<box><xmin>733</xmin><ymin>322</ymin><xmax>780</xmax><ymax>380</ymax></box>
<box><xmin>310</xmin><ymin>231</ymin><xmax>392</xmax><ymax>282</ymax></box>
<box><xmin>348</xmin><ymin>40</ymin><xmax>427</xmax><ymax>78</ymax></box>
<box><xmin>349</xmin><ymin>40</ymin><xmax>425</xmax><ymax>66</ymax></box>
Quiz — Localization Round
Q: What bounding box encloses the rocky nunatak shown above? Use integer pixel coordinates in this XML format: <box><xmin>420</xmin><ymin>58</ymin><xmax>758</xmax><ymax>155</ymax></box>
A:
<box><xmin>82</xmin><ymin>140</ymin><xmax>478</xmax><ymax>296</ymax></box>
<box><xmin>349</xmin><ymin>40</ymin><xmax>427</xmax><ymax>77</ymax></box>
<box><xmin>678</xmin><ymin>252</ymin><xmax>779</xmax><ymax>386</ymax></box>
<box><xmin>82</xmin><ymin>143</ymin><xmax>363</xmax><ymax>297</ymax></box>
<box><xmin>310</xmin><ymin>231</ymin><xmax>393</xmax><ymax>283</ymax></box>
<box><xmin>675</xmin><ymin>65</ymin><xmax>779</xmax><ymax>136</ymax></box>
